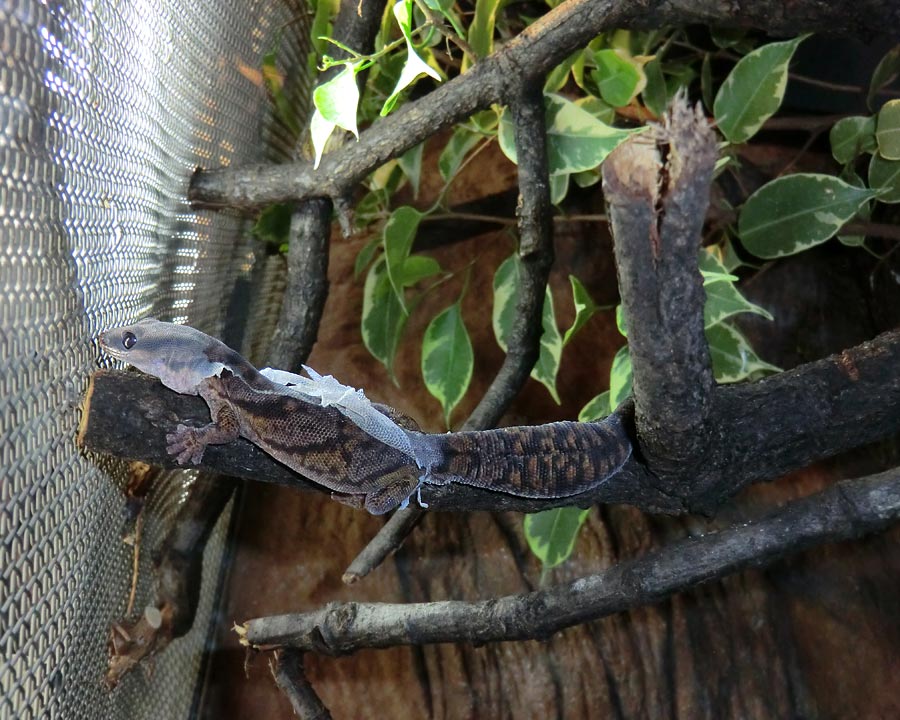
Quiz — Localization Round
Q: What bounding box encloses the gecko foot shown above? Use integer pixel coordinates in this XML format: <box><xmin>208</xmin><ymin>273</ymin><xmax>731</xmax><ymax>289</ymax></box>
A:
<box><xmin>165</xmin><ymin>424</ymin><xmax>207</xmax><ymax>465</ymax></box>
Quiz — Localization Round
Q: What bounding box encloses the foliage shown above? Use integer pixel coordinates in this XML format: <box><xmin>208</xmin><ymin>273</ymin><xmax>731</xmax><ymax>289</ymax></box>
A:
<box><xmin>262</xmin><ymin>4</ymin><xmax>900</xmax><ymax>569</ymax></box>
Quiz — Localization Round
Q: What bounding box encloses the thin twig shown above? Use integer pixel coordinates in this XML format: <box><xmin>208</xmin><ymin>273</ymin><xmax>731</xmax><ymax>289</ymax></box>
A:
<box><xmin>244</xmin><ymin>467</ymin><xmax>900</xmax><ymax>651</ymax></box>
<box><xmin>271</xmin><ymin>649</ymin><xmax>332</xmax><ymax>720</ymax></box>
<box><xmin>125</xmin><ymin>513</ymin><xmax>144</xmax><ymax>617</ymax></box>
<box><xmin>342</xmin><ymin>507</ymin><xmax>424</xmax><ymax>583</ymax></box>
<box><xmin>843</xmin><ymin>221</ymin><xmax>900</xmax><ymax>242</ymax></box>
<box><xmin>342</xmin><ymin>77</ymin><xmax>555</xmax><ymax>581</ymax></box>
<box><xmin>269</xmin><ymin>198</ymin><xmax>333</xmax><ymax>371</ymax></box>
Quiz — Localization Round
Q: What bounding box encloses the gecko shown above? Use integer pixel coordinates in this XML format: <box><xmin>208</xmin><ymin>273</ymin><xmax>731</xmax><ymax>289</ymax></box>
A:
<box><xmin>99</xmin><ymin>318</ymin><xmax>632</xmax><ymax>514</ymax></box>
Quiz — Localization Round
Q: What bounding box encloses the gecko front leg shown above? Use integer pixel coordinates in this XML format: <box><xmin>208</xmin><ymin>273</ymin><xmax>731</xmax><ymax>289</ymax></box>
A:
<box><xmin>166</xmin><ymin>381</ymin><xmax>240</xmax><ymax>465</ymax></box>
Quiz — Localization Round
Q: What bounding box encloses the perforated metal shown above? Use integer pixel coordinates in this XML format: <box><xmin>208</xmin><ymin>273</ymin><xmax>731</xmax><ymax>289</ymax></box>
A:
<box><xmin>1</xmin><ymin>0</ymin><xmax>308</xmax><ymax>716</ymax></box>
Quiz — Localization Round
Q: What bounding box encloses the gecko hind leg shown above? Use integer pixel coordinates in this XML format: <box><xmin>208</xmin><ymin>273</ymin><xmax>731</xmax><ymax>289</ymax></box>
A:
<box><xmin>363</xmin><ymin>473</ymin><xmax>420</xmax><ymax>515</ymax></box>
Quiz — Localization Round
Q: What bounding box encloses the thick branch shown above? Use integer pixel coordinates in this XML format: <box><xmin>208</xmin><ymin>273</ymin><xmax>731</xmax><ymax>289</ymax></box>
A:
<box><xmin>603</xmin><ymin>101</ymin><xmax>717</xmax><ymax>482</ymax></box>
<box><xmin>80</xmin><ymin>328</ymin><xmax>900</xmax><ymax>514</ymax></box>
<box><xmin>189</xmin><ymin>0</ymin><xmax>900</xmax><ymax>210</ymax></box>
<box><xmin>242</xmin><ymin>467</ymin><xmax>900</xmax><ymax>651</ymax></box>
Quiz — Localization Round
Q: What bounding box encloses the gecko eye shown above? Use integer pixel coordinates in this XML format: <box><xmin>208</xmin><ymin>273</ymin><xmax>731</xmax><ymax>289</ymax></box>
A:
<box><xmin>121</xmin><ymin>332</ymin><xmax>137</xmax><ymax>350</ymax></box>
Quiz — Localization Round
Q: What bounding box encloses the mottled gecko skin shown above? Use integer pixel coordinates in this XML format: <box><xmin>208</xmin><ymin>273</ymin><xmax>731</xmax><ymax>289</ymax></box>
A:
<box><xmin>430</xmin><ymin>417</ymin><xmax>631</xmax><ymax>499</ymax></box>
<box><xmin>100</xmin><ymin>319</ymin><xmax>632</xmax><ymax>514</ymax></box>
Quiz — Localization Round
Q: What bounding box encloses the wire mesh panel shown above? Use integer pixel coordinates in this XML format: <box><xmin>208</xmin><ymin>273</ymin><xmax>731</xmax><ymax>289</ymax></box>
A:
<box><xmin>0</xmin><ymin>0</ymin><xmax>308</xmax><ymax>716</ymax></box>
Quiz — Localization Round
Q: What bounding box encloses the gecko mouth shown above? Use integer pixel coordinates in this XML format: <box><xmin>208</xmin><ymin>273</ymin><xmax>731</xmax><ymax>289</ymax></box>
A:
<box><xmin>98</xmin><ymin>333</ymin><xmax>126</xmax><ymax>360</ymax></box>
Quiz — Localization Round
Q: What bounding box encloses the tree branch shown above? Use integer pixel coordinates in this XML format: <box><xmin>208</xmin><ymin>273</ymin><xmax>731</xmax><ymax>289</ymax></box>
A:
<box><xmin>80</xmin><ymin>325</ymin><xmax>900</xmax><ymax>514</ymax></box>
<box><xmin>269</xmin><ymin>197</ymin><xmax>332</xmax><ymax>371</ymax></box>
<box><xmin>189</xmin><ymin>0</ymin><xmax>900</xmax><ymax>210</ymax></box>
<box><xmin>241</xmin><ymin>466</ymin><xmax>900</xmax><ymax>652</ymax></box>
<box><xmin>603</xmin><ymin>100</ymin><xmax>717</xmax><ymax>483</ymax></box>
<box><xmin>270</xmin><ymin>649</ymin><xmax>332</xmax><ymax>720</ymax></box>
<box><xmin>344</xmin><ymin>76</ymin><xmax>557</xmax><ymax>580</ymax></box>
<box><xmin>462</xmin><ymin>79</ymin><xmax>554</xmax><ymax>432</ymax></box>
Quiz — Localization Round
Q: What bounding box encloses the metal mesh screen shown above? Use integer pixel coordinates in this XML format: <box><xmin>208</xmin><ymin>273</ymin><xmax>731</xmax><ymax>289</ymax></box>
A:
<box><xmin>1</xmin><ymin>0</ymin><xmax>308</xmax><ymax>716</ymax></box>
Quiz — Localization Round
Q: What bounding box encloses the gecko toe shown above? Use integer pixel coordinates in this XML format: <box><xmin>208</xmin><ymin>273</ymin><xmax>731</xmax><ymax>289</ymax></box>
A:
<box><xmin>166</xmin><ymin>425</ymin><xmax>205</xmax><ymax>465</ymax></box>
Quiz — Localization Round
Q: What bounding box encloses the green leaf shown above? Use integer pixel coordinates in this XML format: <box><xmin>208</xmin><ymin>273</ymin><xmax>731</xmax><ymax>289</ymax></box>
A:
<box><xmin>572</xmin><ymin>168</ymin><xmax>601</xmax><ymax>188</ymax></box>
<box><xmin>545</xmin><ymin>51</ymin><xmax>578</xmax><ymax>93</ymax></box>
<box><xmin>524</xmin><ymin>507</ymin><xmax>591</xmax><ymax>570</ymax></box>
<box><xmin>578</xmin><ymin>391</ymin><xmax>610</xmax><ymax>422</ymax></box>
<box><xmin>717</xmin><ymin>236</ymin><xmax>745</xmax><ymax>273</ymax></box>
<box><xmin>701</xmin><ymin>53</ymin><xmax>714</xmax><ymax>112</ymax></box>
<box><xmin>314</xmin><ymin>62</ymin><xmax>360</xmax><ymax>137</ymax></box>
<box><xmin>713</xmin><ymin>35</ymin><xmax>808</xmax><ymax>144</ymax></box>
<box><xmin>492</xmin><ymin>254</ymin><xmax>520</xmax><ymax>352</ymax></box>
<box><xmin>498</xmin><ymin>94</ymin><xmax>643</xmax><ymax>175</ymax></box>
<box><xmin>591</xmin><ymin>49</ymin><xmax>645</xmax><ymax>108</ymax></box>
<box><xmin>615</xmin><ymin>304</ymin><xmax>627</xmax><ymax>337</ymax></box>
<box><xmin>868</xmin><ymin>154</ymin><xmax>900</xmax><ymax>203</ymax></box>
<box><xmin>549</xmin><ymin>173</ymin><xmax>569</xmax><ymax>204</ymax></box>
<box><xmin>421</xmin><ymin>302</ymin><xmax>474</xmax><ymax>427</ymax></box>
<box><xmin>398</xmin><ymin>142</ymin><xmax>424</xmax><ymax>198</ymax></box>
<box><xmin>310</xmin><ymin>106</ymin><xmax>336</xmax><ymax>169</ymax></box>
<box><xmin>493</xmin><ymin>254</ymin><xmax>562</xmax><ymax>403</ymax></box>
<box><xmin>439</xmin><ymin>127</ymin><xmax>482</xmax><ymax>181</ymax></box>
<box><xmin>382</xmin><ymin>0</ymin><xmax>442</xmax><ymax>116</ymax></box>
<box><xmin>706</xmin><ymin>322</ymin><xmax>779</xmax><ymax>382</ymax></box>
<box><xmin>703</xmin><ymin>279</ymin><xmax>773</xmax><ymax>328</ymax></box>
<box><xmin>382</xmin><ymin>206</ymin><xmax>424</xmax><ymax>309</ymax></box>
<box><xmin>362</xmin><ymin>259</ymin><xmax>408</xmax><ymax>378</ymax></box>
<box><xmin>311</xmin><ymin>59</ymin><xmax>363</xmax><ymax>165</ymax></box>
<box><xmin>354</xmin><ymin>236</ymin><xmax>381</xmax><ymax>278</ymax></box>
<box><xmin>837</xmin><ymin>167</ymin><xmax>871</xmax><ymax>246</ymax></box>
<box><xmin>308</xmin><ymin>0</ymin><xmax>335</xmax><ymax>71</ymax></box>
<box><xmin>532</xmin><ymin>287</ymin><xmax>563</xmax><ymax>403</ymax></box>
<box><xmin>466</xmin><ymin>0</ymin><xmax>502</xmax><ymax>63</ymax></box>
<box><xmin>398</xmin><ymin>255</ymin><xmax>442</xmax><ymax>286</ymax></box>
<box><xmin>574</xmin><ymin>95</ymin><xmax>616</xmax><ymax>124</ymax></box>
<box><xmin>876</xmin><ymin>99</ymin><xmax>900</xmax><ymax>160</ymax></box>
<box><xmin>354</xmin><ymin>187</ymin><xmax>390</xmax><ymax>228</ymax></box>
<box><xmin>252</xmin><ymin>204</ymin><xmax>292</xmax><ymax>246</ymax></box>
<box><xmin>710</xmin><ymin>27</ymin><xmax>748</xmax><ymax>50</ymax></box>
<box><xmin>829</xmin><ymin>116</ymin><xmax>877</xmax><ymax>165</ymax></box>
<box><xmin>738</xmin><ymin>173</ymin><xmax>878</xmax><ymax>259</ymax></box>
<box><xmin>609</xmin><ymin>345</ymin><xmax>632</xmax><ymax>409</ymax></box>
<box><xmin>642</xmin><ymin>58</ymin><xmax>667</xmax><ymax>117</ymax></box>
<box><xmin>868</xmin><ymin>46</ymin><xmax>900</xmax><ymax>111</ymax></box>
<box><xmin>699</xmin><ymin>249</ymin><xmax>772</xmax><ymax>327</ymax></box>
<box><xmin>562</xmin><ymin>275</ymin><xmax>598</xmax><ymax>346</ymax></box>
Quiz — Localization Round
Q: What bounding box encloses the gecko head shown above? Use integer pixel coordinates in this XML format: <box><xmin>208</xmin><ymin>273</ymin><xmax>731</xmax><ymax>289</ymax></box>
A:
<box><xmin>99</xmin><ymin>318</ymin><xmax>226</xmax><ymax>394</ymax></box>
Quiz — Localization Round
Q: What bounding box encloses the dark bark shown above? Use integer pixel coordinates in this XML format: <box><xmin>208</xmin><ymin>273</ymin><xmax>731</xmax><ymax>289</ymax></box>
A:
<box><xmin>603</xmin><ymin>103</ymin><xmax>717</xmax><ymax>486</ymax></box>
<box><xmin>463</xmin><ymin>79</ymin><xmax>554</xmax><ymax>432</ymax></box>
<box><xmin>269</xmin><ymin>197</ymin><xmax>333</xmax><ymax>371</ymax></box>
<box><xmin>242</xmin><ymin>467</ymin><xmax>900</xmax><ymax>652</ymax></box>
<box><xmin>80</xmin><ymin>324</ymin><xmax>900</xmax><ymax>514</ymax></box>
<box><xmin>189</xmin><ymin>0</ymin><xmax>900</xmax><ymax>210</ymax></box>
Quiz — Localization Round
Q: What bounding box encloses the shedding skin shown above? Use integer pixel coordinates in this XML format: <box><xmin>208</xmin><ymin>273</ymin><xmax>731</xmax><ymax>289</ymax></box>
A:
<box><xmin>99</xmin><ymin>319</ymin><xmax>632</xmax><ymax>514</ymax></box>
